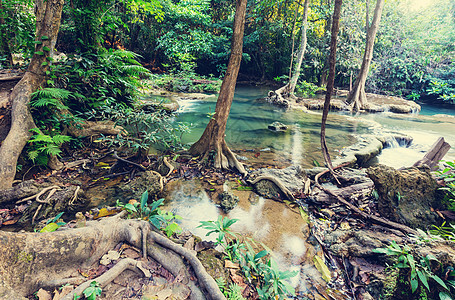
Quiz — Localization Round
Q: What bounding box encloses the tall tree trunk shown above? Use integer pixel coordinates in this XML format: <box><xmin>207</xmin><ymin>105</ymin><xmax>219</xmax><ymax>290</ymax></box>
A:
<box><xmin>189</xmin><ymin>0</ymin><xmax>247</xmax><ymax>175</ymax></box>
<box><xmin>272</xmin><ymin>0</ymin><xmax>310</xmax><ymax>101</ymax></box>
<box><xmin>320</xmin><ymin>0</ymin><xmax>342</xmax><ymax>172</ymax></box>
<box><xmin>0</xmin><ymin>0</ymin><xmax>13</xmax><ymax>67</ymax></box>
<box><xmin>288</xmin><ymin>0</ymin><xmax>300</xmax><ymax>80</ymax></box>
<box><xmin>0</xmin><ymin>0</ymin><xmax>64</xmax><ymax>190</ymax></box>
<box><xmin>346</xmin><ymin>0</ymin><xmax>384</xmax><ymax>111</ymax></box>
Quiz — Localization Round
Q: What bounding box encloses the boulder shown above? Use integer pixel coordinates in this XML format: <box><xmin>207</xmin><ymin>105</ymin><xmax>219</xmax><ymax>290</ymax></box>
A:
<box><xmin>249</xmin><ymin>166</ymin><xmax>307</xmax><ymax>200</ymax></box>
<box><xmin>267</xmin><ymin>121</ymin><xmax>288</xmax><ymax>132</ymax></box>
<box><xmin>114</xmin><ymin>170</ymin><xmax>163</xmax><ymax>202</ymax></box>
<box><xmin>366</xmin><ymin>164</ymin><xmax>441</xmax><ymax>229</ymax></box>
<box><xmin>324</xmin><ymin>228</ymin><xmax>404</xmax><ymax>257</ymax></box>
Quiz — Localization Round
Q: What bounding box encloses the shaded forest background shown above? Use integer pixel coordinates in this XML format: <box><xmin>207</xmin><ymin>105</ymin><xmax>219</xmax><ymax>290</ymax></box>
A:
<box><xmin>1</xmin><ymin>0</ymin><xmax>454</xmax><ymax>103</ymax></box>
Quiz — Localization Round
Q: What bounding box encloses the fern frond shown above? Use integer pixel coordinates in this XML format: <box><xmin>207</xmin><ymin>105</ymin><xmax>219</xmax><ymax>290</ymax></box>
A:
<box><xmin>120</xmin><ymin>65</ymin><xmax>151</xmax><ymax>77</ymax></box>
<box><xmin>52</xmin><ymin>135</ymin><xmax>72</xmax><ymax>145</ymax></box>
<box><xmin>39</xmin><ymin>144</ymin><xmax>62</xmax><ymax>157</ymax></box>
<box><xmin>28</xmin><ymin>150</ymin><xmax>39</xmax><ymax>162</ymax></box>
<box><xmin>28</xmin><ymin>134</ymin><xmax>53</xmax><ymax>144</ymax></box>
<box><xmin>32</xmin><ymin>88</ymin><xmax>72</xmax><ymax>100</ymax></box>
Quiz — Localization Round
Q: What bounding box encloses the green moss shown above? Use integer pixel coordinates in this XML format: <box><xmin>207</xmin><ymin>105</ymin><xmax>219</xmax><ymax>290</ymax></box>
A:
<box><xmin>17</xmin><ymin>251</ymin><xmax>33</xmax><ymax>263</ymax></box>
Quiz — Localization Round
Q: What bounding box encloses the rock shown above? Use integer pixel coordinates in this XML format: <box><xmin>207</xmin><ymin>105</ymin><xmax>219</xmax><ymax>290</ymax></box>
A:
<box><xmin>115</xmin><ymin>171</ymin><xmax>163</xmax><ymax>202</ymax></box>
<box><xmin>366</xmin><ymin>164</ymin><xmax>441</xmax><ymax>229</ymax></box>
<box><xmin>267</xmin><ymin>121</ymin><xmax>288</xmax><ymax>132</ymax></box>
<box><xmin>219</xmin><ymin>191</ymin><xmax>239</xmax><ymax>212</ymax></box>
<box><xmin>324</xmin><ymin>229</ymin><xmax>404</xmax><ymax>257</ymax></box>
<box><xmin>250</xmin><ymin>165</ymin><xmax>307</xmax><ymax>200</ymax></box>
<box><xmin>333</xmin><ymin>135</ymin><xmax>384</xmax><ymax>167</ymax></box>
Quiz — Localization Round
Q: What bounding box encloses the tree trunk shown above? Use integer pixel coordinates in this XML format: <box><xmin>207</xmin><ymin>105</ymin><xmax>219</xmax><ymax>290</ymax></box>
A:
<box><xmin>288</xmin><ymin>0</ymin><xmax>310</xmax><ymax>95</ymax></box>
<box><xmin>189</xmin><ymin>0</ymin><xmax>247</xmax><ymax>175</ymax></box>
<box><xmin>346</xmin><ymin>0</ymin><xmax>385</xmax><ymax>111</ymax></box>
<box><xmin>320</xmin><ymin>0</ymin><xmax>342</xmax><ymax>171</ymax></box>
<box><xmin>272</xmin><ymin>0</ymin><xmax>309</xmax><ymax>102</ymax></box>
<box><xmin>0</xmin><ymin>0</ymin><xmax>64</xmax><ymax>190</ymax></box>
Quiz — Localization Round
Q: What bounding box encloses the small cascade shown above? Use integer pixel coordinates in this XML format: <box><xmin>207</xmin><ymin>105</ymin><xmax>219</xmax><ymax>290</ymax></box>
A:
<box><xmin>383</xmin><ymin>135</ymin><xmax>400</xmax><ymax>148</ymax></box>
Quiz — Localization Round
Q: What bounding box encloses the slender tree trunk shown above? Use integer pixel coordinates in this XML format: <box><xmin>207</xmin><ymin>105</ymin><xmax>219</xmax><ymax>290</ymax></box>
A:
<box><xmin>271</xmin><ymin>0</ymin><xmax>309</xmax><ymax>104</ymax></box>
<box><xmin>288</xmin><ymin>0</ymin><xmax>310</xmax><ymax>95</ymax></box>
<box><xmin>320</xmin><ymin>0</ymin><xmax>342</xmax><ymax>171</ymax></box>
<box><xmin>189</xmin><ymin>0</ymin><xmax>247</xmax><ymax>175</ymax></box>
<box><xmin>346</xmin><ymin>0</ymin><xmax>384</xmax><ymax>111</ymax></box>
<box><xmin>0</xmin><ymin>0</ymin><xmax>13</xmax><ymax>67</ymax></box>
<box><xmin>0</xmin><ymin>0</ymin><xmax>64</xmax><ymax>190</ymax></box>
<box><xmin>288</xmin><ymin>1</ymin><xmax>300</xmax><ymax>80</ymax></box>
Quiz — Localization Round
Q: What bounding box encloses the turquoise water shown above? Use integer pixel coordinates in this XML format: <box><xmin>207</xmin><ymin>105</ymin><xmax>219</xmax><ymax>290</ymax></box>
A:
<box><xmin>176</xmin><ymin>86</ymin><xmax>370</xmax><ymax>167</ymax></box>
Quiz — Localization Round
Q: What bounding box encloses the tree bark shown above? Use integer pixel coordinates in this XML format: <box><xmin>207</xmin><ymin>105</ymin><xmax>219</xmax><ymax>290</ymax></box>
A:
<box><xmin>346</xmin><ymin>0</ymin><xmax>385</xmax><ymax>111</ymax></box>
<box><xmin>272</xmin><ymin>0</ymin><xmax>310</xmax><ymax>102</ymax></box>
<box><xmin>320</xmin><ymin>0</ymin><xmax>342</xmax><ymax>172</ymax></box>
<box><xmin>0</xmin><ymin>216</ymin><xmax>225</xmax><ymax>299</ymax></box>
<box><xmin>189</xmin><ymin>0</ymin><xmax>247</xmax><ymax>175</ymax></box>
<box><xmin>0</xmin><ymin>0</ymin><xmax>64</xmax><ymax>190</ymax></box>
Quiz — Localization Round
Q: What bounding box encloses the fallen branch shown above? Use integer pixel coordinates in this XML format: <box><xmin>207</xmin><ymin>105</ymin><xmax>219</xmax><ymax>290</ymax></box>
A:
<box><xmin>113</xmin><ymin>151</ymin><xmax>146</xmax><ymax>171</ymax></box>
<box><xmin>315</xmin><ymin>165</ymin><xmax>417</xmax><ymax>235</ymax></box>
<box><xmin>412</xmin><ymin>137</ymin><xmax>451</xmax><ymax>170</ymax></box>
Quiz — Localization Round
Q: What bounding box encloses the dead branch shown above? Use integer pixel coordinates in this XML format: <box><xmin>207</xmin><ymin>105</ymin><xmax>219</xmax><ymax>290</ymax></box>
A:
<box><xmin>315</xmin><ymin>166</ymin><xmax>417</xmax><ymax>235</ymax></box>
<box><xmin>113</xmin><ymin>151</ymin><xmax>146</xmax><ymax>171</ymax></box>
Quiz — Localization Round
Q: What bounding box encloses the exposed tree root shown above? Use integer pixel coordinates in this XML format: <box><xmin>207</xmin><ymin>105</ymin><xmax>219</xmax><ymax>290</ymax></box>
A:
<box><xmin>16</xmin><ymin>185</ymin><xmax>61</xmax><ymax>204</ymax></box>
<box><xmin>248</xmin><ymin>175</ymin><xmax>295</xmax><ymax>202</ymax></box>
<box><xmin>315</xmin><ymin>165</ymin><xmax>417</xmax><ymax>235</ymax></box>
<box><xmin>62</xmin><ymin>258</ymin><xmax>150</xmax><ymax>300</ymax></box>
<box><xmin>0</xmin><ymin>214</ymin><xmax>225</xmax><ymax>299</ymax></box>
<box><xmin>162</xmin><ymin>156</ymin><xmax>175</xmax><ymax>177</ymax></box>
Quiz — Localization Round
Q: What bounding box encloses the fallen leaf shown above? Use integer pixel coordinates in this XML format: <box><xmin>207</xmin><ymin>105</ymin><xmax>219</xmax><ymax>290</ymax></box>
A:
<box><xmin>36</xmin><ymin>288</ymin><xmax>52</xmax><ymax>300</ymax></box>
<box><xmin>2</xmin><ymin>218</ymin><xmax>18</xmax><ymax>226</ymax></box>
<box><xmin>313</xmin><ymin>255</ymin><xmax>331</xmax><ymax>282</ymax></box>
<box><xmin>52</xmin><ymin>285</ymin><xmax>74</xmax><ymax>300</ymax></box>
<box><xmin>225</xmin><ymin>260</ymin><xmax>240</xmax><ymax>269</ymax></box>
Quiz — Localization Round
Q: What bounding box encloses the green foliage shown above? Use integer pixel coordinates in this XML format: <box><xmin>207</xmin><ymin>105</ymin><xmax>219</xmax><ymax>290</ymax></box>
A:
<box><xmin>199</xmin><ymin>217</ymin><xmax>297</xmax><ymax>299</ymax></box>
<box><xmin>81</xmin><ymin>281</ymin><xmax>102</xmax><ymax>300</ymax></box>
<box><xmin>295</xmin><ymin>80</ymin><xmax>325</xmax><ymax>98</ymax></box>
<box><xmin>216</xmin><ymin>278</ymin><xmax>245</xmax><ymax>300</ymax></box>
<box><xmin>373</xmin><ymin>241</ymin><xmax>455</xmax><ymax>299</ymax></box>
<box><xmin>435</xmin><ymin>161</ymin><xmax>455</xmax><ymax>211</ymax></box>
<box><xmin>116</xmin><ymin>191</ymin><xmax>182</xmax><ymax>237</ymax></box>
<box><xmin>95</xmin><ymin>104</ymin><xmax>190</xmax><ymax>153</ymax></box>
<box><xmin>430</xmin><ymin>222</ymin><xmax>455</xmax><ymax>241</ymax></box>
<box><xmin>0</xmin><ymin>0</ymin><xmax>35</xmax><ymax>68</ymax></box>
<box><xmin>27</xmin><ymin>128</ymin><xmax>72</xmax><ymax>166</ymax></box>
<box><xmin>40</xmin><ymin>212</ymin><xmax>66</xmax><ymax>233</ymax></box>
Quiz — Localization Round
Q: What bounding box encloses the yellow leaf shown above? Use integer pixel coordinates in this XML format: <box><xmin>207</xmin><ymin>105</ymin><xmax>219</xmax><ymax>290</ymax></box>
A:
<box><xmin>313</xmin><ymin>255</ymin><xmax>331</xmax><ymax>282</ymax></box>
<box><xmin>95</xmin><ymin>162</ymin><xmax>110</xmax><ymax>167</ymax></box>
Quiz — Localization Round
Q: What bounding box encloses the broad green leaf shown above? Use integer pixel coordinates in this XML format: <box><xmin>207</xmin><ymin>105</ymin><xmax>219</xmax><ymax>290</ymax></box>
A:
<box><xmin>123</xmin><ymin>203</ymin><xmax>137</xmax><ymax>212</ymax></box>
<box><xmin>140</xmin><ymin>190</ymin><xmax>148</xmax><ymax>211</ymax></box>
<box><xmin>410</xmin><ymin>277</ymin><xmax>418</xmax><ymax>293</ymax></box>
<box><xmin>431</xmin><ymin>275</ymin><xmax>449</xmax><ymax>290</ymax></box>
<box><xmin>43</xmin><ymin>46</ymin><xmax>51</xmax><ymax>52</ymax></box>
<box><xmin>40</xmin><ymin>222</ymin><xmax>60</xmax><ymax>233</ymax></box>
<box><xmin>439</xmin><ymin>292</ymin><xmax>453</xmax><ymax>300</ymax></box>
<box><xmin>41</xmin><ymin>35</ymin><xmax>49</xmax><ymax>40</ymax></box>
<box><xmin>417</xmin><ymin>270</ymin><xmax>429</xmax><ymax>291</ymax></box>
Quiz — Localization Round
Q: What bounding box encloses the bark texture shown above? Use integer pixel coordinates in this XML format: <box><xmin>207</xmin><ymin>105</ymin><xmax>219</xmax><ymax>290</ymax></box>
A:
<box><xmin>189</xmin><ymin>0</ymin><xmax>247</xmax><ymax>175</ymax></box>
<box><xmin>0</xmin><ymin>216</ymin><xmax>225</xmax><ymax>299</ymax></box>
<box><xmin>320</xmin><ymin>0</ymin><xmax>342</xmax><ymax>171</ymax></box>
<box><xmin>346</xmin><ymin>0</ymin><xmax>385</xmax><ymax>111</ymax></box>
<box><xmin>0</xmin><ymin>0</ymin><xmax>64</xmax><ymax>190</ymax></box>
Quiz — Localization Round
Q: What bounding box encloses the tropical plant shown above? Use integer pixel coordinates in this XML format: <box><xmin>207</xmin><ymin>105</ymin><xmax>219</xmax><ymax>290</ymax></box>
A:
<box><xmin>199</xmin><ymin>216</ymin><xmax>297</xmax><ymax>299</ymax></box>
<box><xmin>373</xmin><ymin>241</ymin><xmax>455</xmax><ymax>299</ymax></box>
<box><xmin>435</xmin><ymin>161</ymin><xmax>455</xmax><ymax>211</ymax></box>
<box><xmin>116</xmin><ymin>191</ymin><xmax>182</xmax><ymax>237</ymax></box>
<box><xmin>81</xmin><ymin>281</ymin><xmax>102</xmax><ymax>300</ymax></box>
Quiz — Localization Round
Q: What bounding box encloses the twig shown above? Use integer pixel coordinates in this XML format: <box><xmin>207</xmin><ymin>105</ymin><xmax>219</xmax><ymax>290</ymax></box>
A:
<box><xmin>113</xmin><ymin>151</ymin><xmax>146</xmax><ymax>171</ymax></box>
<box><xmin>69</xmin><ymin>186</ymin><xmax>80</xmax><ymax>205</ymax></box>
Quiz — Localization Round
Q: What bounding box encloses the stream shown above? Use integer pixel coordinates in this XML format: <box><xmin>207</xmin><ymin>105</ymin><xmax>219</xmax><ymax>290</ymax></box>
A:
<box><xmin>155</xmin><ymin>86</ymin><xmax>455</xmax><ymax>297</ymax></box>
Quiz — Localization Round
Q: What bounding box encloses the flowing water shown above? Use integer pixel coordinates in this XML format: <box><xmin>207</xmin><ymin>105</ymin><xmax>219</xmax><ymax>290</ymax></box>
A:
<box><xmin>153</xmin><ymin>86</ymin><xmax>455</xmax><ymax>296</ymax></box>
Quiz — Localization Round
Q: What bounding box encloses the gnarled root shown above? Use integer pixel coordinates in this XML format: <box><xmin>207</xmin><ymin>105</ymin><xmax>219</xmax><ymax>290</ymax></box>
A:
<box><xmin>0</xmin><ymin>215</ymin><xmax>225</xmax><ymax>300</ymax></box>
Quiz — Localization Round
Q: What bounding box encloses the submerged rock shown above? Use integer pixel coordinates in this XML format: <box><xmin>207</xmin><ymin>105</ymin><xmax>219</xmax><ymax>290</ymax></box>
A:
<box><xmin>267</xmin><ymin>121</ymin><xmax>288</xmax><ymax>132</ymax></box>
<box><xmin>367</xmin><ymin>164</ymin><xmax>441</xmax><ymax>229</ymax></box>
<box><xmin>218</xmin><ymin>191</ymin><xmax>239</xmax><ymax>212</ymax></box>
